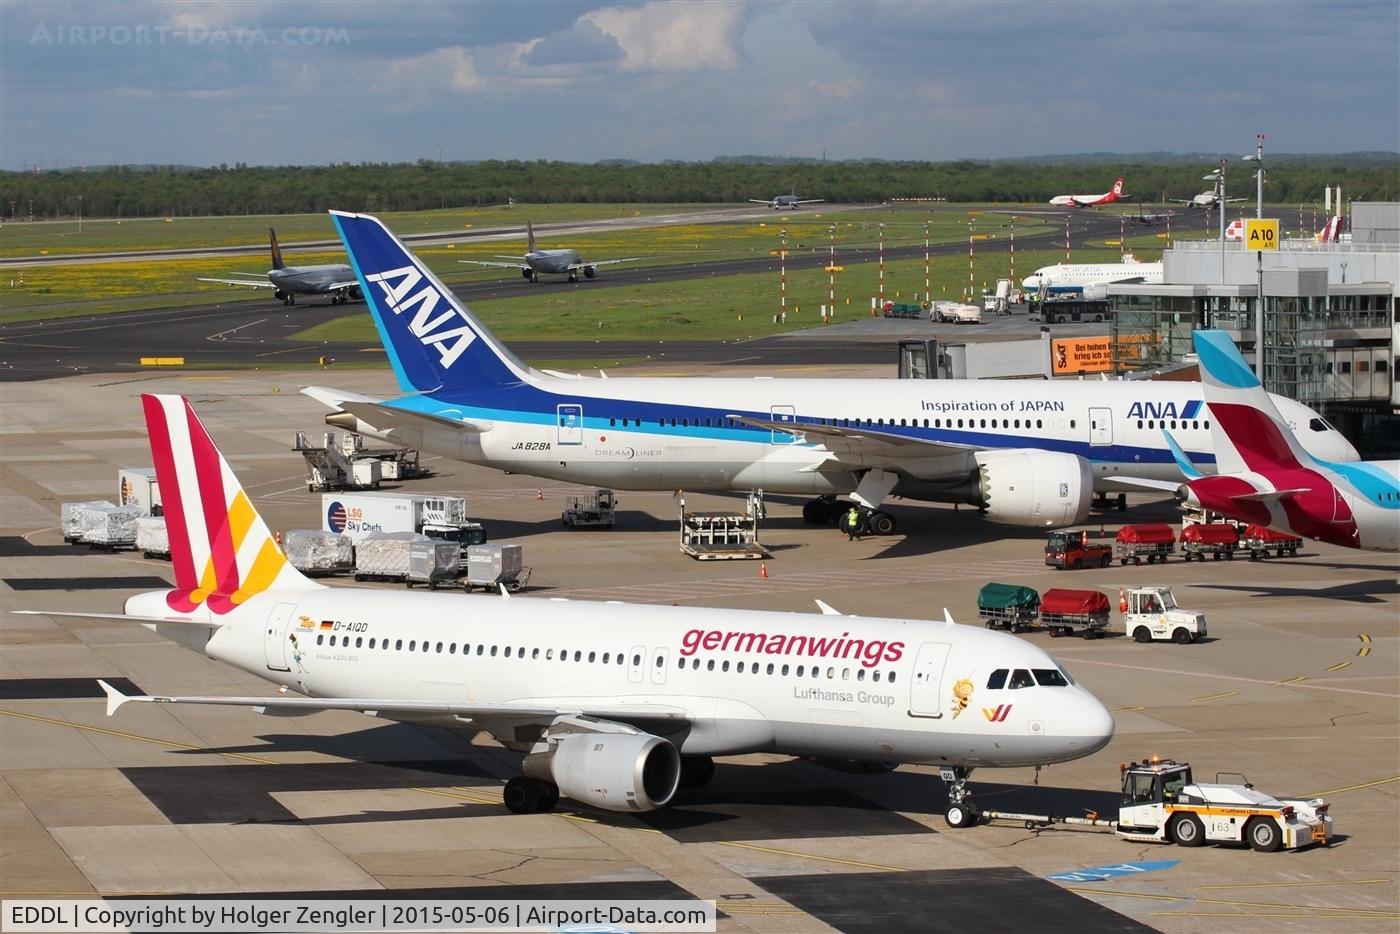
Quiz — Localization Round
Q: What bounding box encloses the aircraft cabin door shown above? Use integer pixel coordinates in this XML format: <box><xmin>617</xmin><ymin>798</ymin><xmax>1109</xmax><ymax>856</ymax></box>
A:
<box><xmin>769</xmin><ymin>405</ymin><xmax>798</xmax><ymax>444</ymax></box>
<box><xmin>556</xmin><ymin>404</ymin><xmax>583</xmax><ymax>445</ymax></box>
<box><xmin>1088</xmin><ymin>407</ymin><xmax>1113</xmax><ymax>446</ymax></box>
<box><xmin>264</xmin><ymin>603</ymin><xmax>298</xmax><ymax>672</ymax></box>
<box><xmin>908</xmin><ymin>642</ymin><xmax>952</xmax><ymax>718</ymax></box>
<box><xmin>628</xmin><ymin>645</ymin><xmax>646</xmax><ymax>684</ymax></box>
<box><xmin>649</xmin><ymin>647</ymin><xmax>670</xmax><ymax>685</ymax></box>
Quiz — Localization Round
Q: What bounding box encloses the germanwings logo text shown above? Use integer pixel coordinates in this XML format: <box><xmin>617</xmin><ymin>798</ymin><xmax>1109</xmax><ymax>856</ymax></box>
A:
<box><xmin>680</xmin><ymin>628</ymin><xmax>904</xmax><ymax>668</ymax></box>
<box><xmin>365</xmin><ymin>264</ymin><xmax>477</xmax><ymax>369</ymax></box>
<box><xmin>983</xmin><ymin>704</ymin><xmax>1013</xmax><ymax>722</ymax></box>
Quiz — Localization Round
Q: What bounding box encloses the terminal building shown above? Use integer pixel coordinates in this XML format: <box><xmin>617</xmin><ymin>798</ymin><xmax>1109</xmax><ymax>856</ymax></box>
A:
<box><xmin>1107</xmin><ymin>201</ymin><xmax>1400</xmax><ymax>457</ymax></box>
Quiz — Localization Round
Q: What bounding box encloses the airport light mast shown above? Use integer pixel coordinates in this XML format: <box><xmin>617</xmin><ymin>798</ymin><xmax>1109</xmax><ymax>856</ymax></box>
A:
<box><xmin>1243</xmin><ymin>135</ymin><xmax>1266</xmax><ymax>378</ymax></box>
<box><xmin>1242</xmin><ymin>134</ymin><xmax>1264</xmax><ymax>220</ymax></box>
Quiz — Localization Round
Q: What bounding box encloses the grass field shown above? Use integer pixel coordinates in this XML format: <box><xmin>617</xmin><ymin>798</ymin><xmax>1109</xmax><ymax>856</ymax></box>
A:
<box><xmin>291</xmin><ymin>247</ymin><xmax>1127</xmax><ymax>346</ymax></box>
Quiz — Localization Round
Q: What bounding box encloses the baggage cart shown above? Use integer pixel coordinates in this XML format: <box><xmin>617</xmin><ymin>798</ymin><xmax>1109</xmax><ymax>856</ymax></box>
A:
<box><xmin>61</xmin><ymin>501</ymin><xmax>114</xmax><ymax>544</ymax></box>
<box><xmin>1241</xmin><ymin>524</ymin><xmax>1302</xmax><ymax>559</ymax></box>
<box><xmin>1038</xmin><ymin>588</ymin><xmax>1111</xmax><ymax>639</ymax></box>
<box><xmin>563</xmin><ymin>489</ymin><xmax>616</xmax><ymax>528</ymax></box>
<box><xmin>1179</xmin><ymin>523</ymin><xmax>1238</xmax><ymax>561</ymax></box>
<box><xmin>976</xmin><ymin>582</ymin><xmax>1041</xmax><ymax>633</ymax></box>
<box><xmin>1116</xmin><ymin>523</ymin><xmax>1176</xmax><ymax>565</ymax></box>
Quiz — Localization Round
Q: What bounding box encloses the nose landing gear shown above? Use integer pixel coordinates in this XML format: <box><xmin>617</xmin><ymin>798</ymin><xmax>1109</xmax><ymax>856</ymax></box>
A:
<box><xmin>941</xmin><ymin>766</ymin><xmax>980</xmax><ymax>828</ymax></box>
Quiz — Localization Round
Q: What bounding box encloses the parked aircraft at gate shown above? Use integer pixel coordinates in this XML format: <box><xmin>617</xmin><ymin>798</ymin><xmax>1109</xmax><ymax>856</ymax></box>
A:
<box><xmin>198</xmin><ymin>228</ymin><xmax>360</xmax><ymax>306</ymax></box>
<box><xmin>458</xmin><ymin>220</ymin><xmax>638</xmax><ymax>282</ymax></box>
<box><xmin>1172</xmin><ymin>331</ymin><xmax>1399</xmax><ymax>552</ymax></box>
<box><xmin>19</xmin><ymin>393</ymin><xmax>1115</xmax><ymax>825</ymax></box>
<box><xmin>305</xmin><ymin>212</ymin><xmax>1356</xmax><ymax>537</ymax></box>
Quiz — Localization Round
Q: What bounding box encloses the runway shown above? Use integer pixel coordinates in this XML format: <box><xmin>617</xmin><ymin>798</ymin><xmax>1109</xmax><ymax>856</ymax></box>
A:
<box><xmin>0</xmin><ymin>209</ymin><xmax>1129</xmax><ymax>381</ymax></box>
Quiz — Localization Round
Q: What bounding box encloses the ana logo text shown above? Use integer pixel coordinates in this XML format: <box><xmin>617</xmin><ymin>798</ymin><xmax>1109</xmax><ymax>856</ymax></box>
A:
<box><xmin>1126</xmin><ymin>400</ymin><xmax>1203</xmax><ymax>421</ymax></box>
<box><xmin>365</xmin><ymin>264</ymin><xmax>477</xmax><ymax>369</ymax></box>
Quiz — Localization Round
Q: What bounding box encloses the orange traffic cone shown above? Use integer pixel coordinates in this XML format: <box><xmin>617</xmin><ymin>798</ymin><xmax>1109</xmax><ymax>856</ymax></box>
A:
<box><xmin>536</xmin><ymin>488</ymin><xmax>543</xmax><ymax>501</ymax></box>
<box><xmin>1118</xmin><ymin>588</ymin><xmax>1128</xmax><ymax>613</ymax></box>
<box><xmin>274</xmin><ymin>530</ymin><xmax>282</xmax><ymax>546</ymax></box>
<box><xmin>758</xmin><ymin>562</ymin><xmax>769</xmax><ymax>579</ymax></box>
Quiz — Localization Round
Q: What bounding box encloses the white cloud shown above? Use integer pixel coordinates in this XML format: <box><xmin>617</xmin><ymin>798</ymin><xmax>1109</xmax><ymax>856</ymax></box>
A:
<box><xmin>377</xmin><ymin>46</ymin><xmax>481</xmax><ymax>95</ymax></box>
<box><xmin>585</xmin><ymin>1</ymin><xmax>745</xmax><ymax>72</ymax></box>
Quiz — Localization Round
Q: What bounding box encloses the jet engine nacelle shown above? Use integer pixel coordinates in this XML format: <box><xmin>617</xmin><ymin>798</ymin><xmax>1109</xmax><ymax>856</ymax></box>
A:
<box><xmin>583</xmin><ymin>266</ymin><xmax>597</xmax><ymax>279</ymax></box>
<box><xmin>974</xmin><ymin>449</ymin><xmax>1093</xmax><ymax>527</ymax></box>
<box><xmin>524</xmin><ymin>730</ymin><xmax>680</xmax><ymax>813</ymax></box>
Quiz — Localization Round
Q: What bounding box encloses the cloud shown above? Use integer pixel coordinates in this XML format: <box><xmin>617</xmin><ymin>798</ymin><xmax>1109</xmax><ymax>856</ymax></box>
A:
<box><xmin>585</xmin><ymin>0</ymin><xmax>745</xmax><ymax>72</ymax></box>
<box><xmin>522</xmin><ymin>19</ymin><xmax>623</xmax><ymax>67</ymax></box>
<box><xmin>377</xmin><ymin>46</ymin><xmax>480</xmax><ymax>96</ymax></box>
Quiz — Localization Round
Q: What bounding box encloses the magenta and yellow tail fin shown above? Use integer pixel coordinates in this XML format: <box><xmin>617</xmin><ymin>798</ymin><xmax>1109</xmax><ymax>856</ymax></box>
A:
<box><xmin>141</xmin><ymin>394</ymin><xmax>319</xmax><ymax>615</ymax></box>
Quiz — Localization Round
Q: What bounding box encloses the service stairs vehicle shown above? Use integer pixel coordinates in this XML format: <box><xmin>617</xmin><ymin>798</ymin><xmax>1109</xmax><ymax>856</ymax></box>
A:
<box><xmin>1120</xmin><ymin>587</ymin><xmax>1206</xmax><ymax>644</ymax></box>
<box><xmin>966</xmin><ymin>759</ymin><xmax>1333</xmax><ymax>852</ymax></box>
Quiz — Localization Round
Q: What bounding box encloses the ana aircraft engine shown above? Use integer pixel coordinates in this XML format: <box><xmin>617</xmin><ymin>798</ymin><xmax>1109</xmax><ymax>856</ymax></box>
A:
<box><xmin>524</xmin><ymin>728</ymin><xmax>681</xmax><ymax>813</ymax></box>
<box><xmin>974</xmin><ymin>449</ymin><xmax>1093</xmax><ymax>527</ymax></box>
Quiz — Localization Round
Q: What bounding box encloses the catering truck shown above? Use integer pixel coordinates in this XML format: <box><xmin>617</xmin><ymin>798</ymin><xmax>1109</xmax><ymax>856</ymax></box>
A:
<box><xmin>321</xmin><ymin>493</ymin><xmax>486</xmax><ymax>553</ymax></box>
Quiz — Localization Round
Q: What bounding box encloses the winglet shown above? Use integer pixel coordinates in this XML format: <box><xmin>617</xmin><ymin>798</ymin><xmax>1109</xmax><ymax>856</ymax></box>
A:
<box><xmin>97</xmin><ymin>679</ymin><xmax>130</xmax><ymax>717</ymax></box>
<box><xmin>943</xmin><ymin>608</ymin><xmax>956</xmax><ymax>628</ymax></box>
<box><xmin>1162</xmin><ymin>431</ymin><xmax>1204</xmax><ymax>480</ymax></box>
<box><xmin>815</xmin><ymin>599</ymin><xmax>842</xmax><ymax>616</ymax></box>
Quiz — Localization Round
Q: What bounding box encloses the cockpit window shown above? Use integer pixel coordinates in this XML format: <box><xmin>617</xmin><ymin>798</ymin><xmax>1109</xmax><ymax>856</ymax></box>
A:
<box><xmin>1008</xmin><ymin>669</ymin><xmax>1034</xmax><ymax>689</ymax></box>
<box><xmin>1309</xmin><ymin>417</ymin><xmax>1333</xmax><ymax>432</ymax></box>
<box><xmin>1033</xmin><ymin>669</ymin><xmax>1069</xmax><ymax>687</ymax></box>
<box><xmin>987</xmin><ymin>668</ymin><xmax>1008</xmax><ymax>690</ymax></box>
<box><xmin>1058</xmin><ymin>666</ymin><xmax>1076</xmax><ymax>685</ymax></box>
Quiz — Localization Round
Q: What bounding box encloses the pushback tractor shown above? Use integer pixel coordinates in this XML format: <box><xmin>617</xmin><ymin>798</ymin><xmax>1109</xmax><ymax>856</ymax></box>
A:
<box><xmin>971</xmin><ymin>758</ymin><xmax>1332</xmax><ymax>852</ymax></box>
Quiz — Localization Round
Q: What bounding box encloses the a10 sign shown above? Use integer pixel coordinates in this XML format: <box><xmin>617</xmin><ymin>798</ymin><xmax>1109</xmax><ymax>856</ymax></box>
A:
<box><xmin>1245</xmin><ymin>219</ymin><xmax>1280</xmax><ymax>251</ymax></box>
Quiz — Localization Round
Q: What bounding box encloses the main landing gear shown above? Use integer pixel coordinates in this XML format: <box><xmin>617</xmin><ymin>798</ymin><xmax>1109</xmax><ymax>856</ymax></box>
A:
<box><xmin>503</xmin><ymin>776</ymin><xmax>559</xmax><ymax>814</ymax></box>
<box><xmin>803</xmin><ymin>498</ymin><xmax>899</xmax><ymax>536</ymax></box>
<box><xmin>679</xmin><ymin>755</ymin><xmax>715</xmax><ymax>788</ymax></box>
<box><xmin>940</xmin><ymin>766</ymin><xmax>980</xmax><ymax>828</ymax></box>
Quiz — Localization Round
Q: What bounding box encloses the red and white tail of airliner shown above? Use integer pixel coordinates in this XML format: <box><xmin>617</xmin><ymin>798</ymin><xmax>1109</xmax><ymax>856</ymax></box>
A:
<box><xmin>1175</xmin><ymin>331</ymin><xmax>1399</xmax><ymax>552</ymax></box>
<box><xmin>1049</xmin><ymin>177</ymin><xmax>1125</xmax><ymax>208</ymax></box>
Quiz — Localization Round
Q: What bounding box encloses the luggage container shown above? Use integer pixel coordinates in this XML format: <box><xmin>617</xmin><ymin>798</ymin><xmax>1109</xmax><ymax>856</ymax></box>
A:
<box><xmin>80</xmin><ymin>505</ymin><xmax>143</xmax><ymax>550</ymax></box>
<box><xmin>283</xmin><ymin>529</ymin><xmax>355</xmax><ymax>575</ymax></box>
<box><xmin>353</xmin><ymin>532</ymin><xmax>426</xmax><ymax>582</ymax></box>
<box><xmin>1115</xmin><ymin>523</ymin><xmax>1176</xmax><ymax>564</ymax></box>
<box><xmin>1179</xmin><ymin>523</ymin><xmax>1238</xmax><ymax>561</ymax></box>
<box><xmin>408</xmin><ymin>540</ymin><xmax>462</xmax><ymax>588</ymax></box>
<box><xmin>976</xmin><ymin>582</ymin><xmax>1041</xmax><ymax>633</ymax></box>
<box><xmin>135</xmin><ymin>516</ymin><xmax>170</xmax><ymax>559</ymax></box>
<box><xmin>1038</xmin><ymin>588</ymin><xmax>1111</xmax><ymax>639</ymax></box>
<box><xmin>464</xmin><ymin>544</ymin><xmax>527</xmax><ymax>592</ymax></box>
<box><xmin>61</xmin><ymin>501</ymin><xmax>114</xmax><ymax>544</ymax></box>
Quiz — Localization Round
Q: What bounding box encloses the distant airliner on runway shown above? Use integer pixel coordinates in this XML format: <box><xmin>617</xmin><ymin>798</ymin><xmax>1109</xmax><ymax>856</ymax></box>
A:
<box><xmin>750</xmin><ymin>192</ymin><xmax>824</xmax><ymax>210</ymax></box>
<box><xmin>1049</xmin><ymin>177</ymin><xmax>1126</xmax><ymax>208</ymax></box>
<box><xmin>458</xmin><ymin>220</ymin><xmax>638</xmax><ymax>282</ymax></box>
<box><xmin>198</xmin><ymin>228</ymin><xmax>360</xmax><ymax>305</ymax></box>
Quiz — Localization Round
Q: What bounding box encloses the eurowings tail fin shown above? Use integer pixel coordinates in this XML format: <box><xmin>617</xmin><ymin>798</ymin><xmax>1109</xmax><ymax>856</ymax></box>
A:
<box><xmin>269</xmin><ymin>228</ymin><xmax>285</xmax><ymax>270</ymax></box>
<box><xmin>1192</xmin><ymin>330</ymin><xmax>1312</xmax><ymax>475</ymax></box>
<box><xmin>330</xmin><ymin>211</ymin><xmax>533</xmax><ymax>395</ymax></box>
<box><xmin>526</xmin><ymin>219</ymin><xmax>537</xmax><ymax>254</ymax></box>
<box><xmin>142</xmin><ymin>394</ymin><xmax>320</xmax><ymax>616</ymax></box>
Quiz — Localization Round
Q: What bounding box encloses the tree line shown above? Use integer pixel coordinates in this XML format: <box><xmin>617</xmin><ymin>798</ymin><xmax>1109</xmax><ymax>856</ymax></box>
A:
<box><xmin>2</xmin><ymin>158</ymin><xmax>1394</xmax><ymax>219</ymax></box>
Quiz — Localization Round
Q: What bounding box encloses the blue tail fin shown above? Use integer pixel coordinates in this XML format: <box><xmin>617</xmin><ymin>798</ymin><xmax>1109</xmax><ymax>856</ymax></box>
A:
<box><xmin>269</xmin><ymin>228</ymin><xmax>285</xmax><ymax>270</ymax></box>
<box><xmin>330</xmin><ymin>211</ymin><xmax>531</xmax><ymax>395</ymax></box>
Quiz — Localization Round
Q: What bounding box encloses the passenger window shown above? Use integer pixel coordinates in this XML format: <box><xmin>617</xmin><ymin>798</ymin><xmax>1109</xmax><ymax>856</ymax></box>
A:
<box><xmin>395</xmin><ymin>639</ymin><xmax>403</xmax><ymax>651</ymax></box>
<box><xmin>873</xmin><ymin>671</ymin><xmax>881</xmax><ymax>682</ymax></box>
<box><xmin>601</xmin><ymin>652</ymin><xmax>609</xmax><ymax>664</ymax></box>
<box><xmin>988</xmin><ymin>668</ymin><xmax>1008</xmax><ymax>689</ymax></box>
<box><xmin>655</xmin><ymin>655</ymin><xmax>664</xmax><ymax>668</ymax></box>
<box><xmin>796</xmin><ymin>665</ymin><xmax>804</xmax><ymax>677</ymax></box>
<box><xmin>632</xmin><ymin>654</ymin><xmax>641</xmax><ymax>666</ymax></box>
<box><xmin>856</xmin><ymin>669</ymin><xmax>865</xmax><ymax>681</ymax></box>
<box><xmin>532</xmin><ymin>648</ymin><xmax>539</xmax><ymax>659</ymax></box>
<box><xmin>317</xmin><ymin>634</ymin><xmax>324</xmax><ymax>645</ymax></box>
<box><xmin>677</xmin><ymin>658</ymin><xmax>686</xmax><ymax>669</ymax></box>
<box><xmin>767</xmin><ymin>663</ymin><xmax>775</xmax><ymax>675</ymax></box>
<box><xmin>368</xmin><ymin>638</ymin><xmax>375</xmax><ymax>649</ymax></box>
<box><xmin>423</xmin><ymin>641</ymin><xmax>430</xmax><ymax>653</ymax></box>
<box><xmin>574</xmin><ymin>651</ymin><xmax>582</xmax><ymax>662</ymax></box>
<box><xmin>737</xmin><ymin>662</ymin><xmax>746</xmax><ymax>673</ymax></box>
<box><xmin>1009</xmin><ymin>669</ymin><xmax>1034</xmax><ymax>689</ymax></box>
<box><xmin>490</xmin><ymin>645</ymin><xmax>497</xmax><ymax>656</ymax></box>
<box><xmin>476</xmin><ymin>644</ymin><xmax>484</xmax><ymax>655</ymax></box>
<box><xmin>707</xmin><ymin>660</ymin><xmax>715</xmax><ymax>671</ymax></box>
<box><xmin>407</xmin><ymin>639</ymin><xmax>414</xmax><ymax>651</ymax></box>
<box><xmin>434</xmin><ymin>642</ymin><xmax>441</xmax><ymax>653</ymax></box>
<box><xmin>827</xmin><ymin>667</ymin><xmax>835</xmax><ymax>679</ymax></box>
<box><xmin>1033</xmin><ymin>669</ymin><xmax>1069</xmax><ymax>687</ymax></box>
<box><xmin>888</xmin><ymin>671</ymin><xmax>897</xmax><ymax>683</ymax></box>
<box><xmin>448</xmin><ymin>643</ymin><xmax>455</xmax><ymax>654</ymax></box>
<box><xmin>722</xmin><ymin>661</ymin><xmax>730</xmax><ymax>672</ymax></box>
<box><xmin>782</xmin><ymin>664</ymin><xmax>790</xmax><ymax>675</ymax></box>
<box><xmin>588</xmin><ymin>652</ymin><xmax>596</xmax><ymax>663</ymax></box>
<box><xmin>356</xmin><ymin>637</ymin><xmax>363</xmax><ymax>648</ymax></box>
<box><xmin>841</xmin><ymin>668</ymin><xmax>850</xmax><ymax>680</ymax></box>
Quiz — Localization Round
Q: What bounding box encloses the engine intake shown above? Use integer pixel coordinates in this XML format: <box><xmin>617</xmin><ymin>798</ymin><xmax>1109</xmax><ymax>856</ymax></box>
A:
<box><xmin>975</xmin><ymin>449</ymin><xmax>1093</xmax><ymax>527</ymax></box>
<box><xmin>525</xmin><ymin>729</ymin><xmax>680</xmax><ymax>812</ymax></box>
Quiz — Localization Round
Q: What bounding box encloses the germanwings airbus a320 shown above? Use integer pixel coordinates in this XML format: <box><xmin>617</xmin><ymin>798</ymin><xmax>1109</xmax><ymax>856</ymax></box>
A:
<box><xmin>457</xmin><ymin>220</ymin><xmax>638</xmax><ymax>283</ymax></box>
<box><xmin>1171</xmin><ymin>331</ymin><xmax>1399</xmax><ymax>552</ymax></box>
<box><xmin>305</xmin><ymin>212</ymin><xmax>1355</xmax><ymax>537</ymax></box>
<box><xmin>20</xmin><ymin>394</ymin><xmax>1114</xmax><ymax>826</ymax></box>
<box><xmin>1049</xmin><ymin>177</ymin><xmax>1126</xmax><ymax>208</ymax></box>
<box><xmin>198</xmin><ymin>228</ymin><xmax>361</xmax><ymax>306</ymax></box>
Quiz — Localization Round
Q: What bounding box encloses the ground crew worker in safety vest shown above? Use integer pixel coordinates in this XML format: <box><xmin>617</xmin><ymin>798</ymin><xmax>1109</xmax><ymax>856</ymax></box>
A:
<box><xmin>842</xmin><ymin>506</ymin><xmax>864</xmax><ymax>541</ymax></box>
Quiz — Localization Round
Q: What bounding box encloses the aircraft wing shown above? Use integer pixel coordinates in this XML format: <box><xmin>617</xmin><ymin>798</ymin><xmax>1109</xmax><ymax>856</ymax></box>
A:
<box><xmin>794</xmin><ymin>199</ymin><xmax>824</xmax><ymax>205</ymax></box>
<box><xmin>197</xmin><ymin>276</ymin><xmax>275</xmax><ymax>289</ymax></box>
<box><xmin>97</xmin><ymin>680</ymin><xmax>690</xmax><ymax>734</ymax></box>
<box><xmin>725</xmin><ymin>413</ymin><xmax>978</xmax><ymax>459</ymax></box>
<box><xmin>565</xmin><ymin>257</ymin><xmax>640</xmax><ymax>271</ymax></box>
<box><xmin>320</xmin><ymin>279</ymin><xmax>361</xmax><ymax>292</ymax></box>
<box><xmin>748</xmin><ymin>199</ymin><xmax>774</xmax><ymax>205</ymax></box>
<box><xmin>459</xmin><ymin>260</ymin><xmax>530</xmax><ymax>271</ymax></box>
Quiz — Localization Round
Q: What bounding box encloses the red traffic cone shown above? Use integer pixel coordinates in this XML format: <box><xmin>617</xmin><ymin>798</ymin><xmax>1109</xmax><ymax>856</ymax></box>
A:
<box><xmin>536</xmin><ymin>488</ymin><xmax>543</xmax><ymax>501</ymax></box>
<box><xmin>758</xmin><ymin>562</ymin><xmax>769</xmax><ymax>579</ymax></box>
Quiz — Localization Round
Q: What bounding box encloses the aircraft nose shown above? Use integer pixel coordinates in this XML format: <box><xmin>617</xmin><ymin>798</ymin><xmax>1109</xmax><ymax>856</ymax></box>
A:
<box><xmin>1077</xmin><ymin>691</ymin><xmax>1116</xmax><ymax>755</ymax></box>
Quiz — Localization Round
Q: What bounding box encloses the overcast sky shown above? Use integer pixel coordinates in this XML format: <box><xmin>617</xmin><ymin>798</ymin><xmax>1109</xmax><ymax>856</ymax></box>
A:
<box><xmin>3</xmin><ymin>0</ymin><xmax>1397</xmax><ymax>170</ymax></box>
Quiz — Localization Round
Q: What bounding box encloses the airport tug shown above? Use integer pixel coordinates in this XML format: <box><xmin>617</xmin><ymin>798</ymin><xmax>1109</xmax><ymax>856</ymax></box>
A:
<box><xmin>977</xmin><ymin>759</ymin><xmax>1333</xmax><ymax>852</ymax></box>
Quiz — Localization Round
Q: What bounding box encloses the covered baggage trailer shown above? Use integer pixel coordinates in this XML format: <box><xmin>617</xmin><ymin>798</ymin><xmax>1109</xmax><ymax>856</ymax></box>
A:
<box><xmin>1038</xmin><ymin>588</ymin><xmax>1111</xmax><ymax>639</ymax></box>
<box><xmin>1241</xmin><ymin>524</ymin><xmax>1302</xmax><ymax>559</ymax></box>
<box><xmin>1116</xmin><ymin>523</ymin><xmax>1176</xmax><ymax>565</ymax></box>
<box><xmin>976</xmin><ymin>583</ymin><xmax>1041</xmax><ymax>633</ymax></box>
<box><xmin>1180</xmin><ymin>522</ymin><xmax>1238</xmax><ymax>561</ymax></box>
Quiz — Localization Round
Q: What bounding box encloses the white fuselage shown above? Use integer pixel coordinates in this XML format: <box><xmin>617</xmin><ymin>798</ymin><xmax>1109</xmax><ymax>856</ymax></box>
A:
<box><xmin>1023</xmin><ymin>261</ymin><xmax>1164</xmax><ymax>291</ymax></box>
<box><xmin>382</xmin><ymin>375</ymin><xmax>1355</xmax><ymax>499</ymax></box>
<box><xmin>128</xmin><ymin>588</ymin><xmax>1114</xmax><ymax>768</ymax></box>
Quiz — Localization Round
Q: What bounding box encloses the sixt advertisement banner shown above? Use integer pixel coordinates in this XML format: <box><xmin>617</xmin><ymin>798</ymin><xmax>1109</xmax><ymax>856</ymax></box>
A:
<box><xmin>1052</xmin><ymin>337</ymin><xmax>1112</xmax><ymax>374</ymax></box>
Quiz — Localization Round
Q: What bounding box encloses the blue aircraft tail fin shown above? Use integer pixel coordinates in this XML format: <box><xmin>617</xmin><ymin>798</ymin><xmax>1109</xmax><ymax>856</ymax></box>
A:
<box><xmin>330</xmin><ymin>211</ymin><xmax>532</xmax><ymax>395</ymax></box>
<box><xmin>269</xmin><ymin>228</ymin><xmax>285</xmax><ymax>270</ymax></box>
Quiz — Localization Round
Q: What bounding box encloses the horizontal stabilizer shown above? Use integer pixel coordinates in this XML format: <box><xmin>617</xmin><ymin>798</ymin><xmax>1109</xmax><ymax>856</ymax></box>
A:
<box><xmin>196</xmin><ymin>277</ymin><xmax>275</xmax><ymax>289</ymax></box>
<box><xmin>1231</xmin><ymin>488</ymin><xmax>1307</xmax><ymax>503</ymax></box>
<box><xmin>12</xmin><ymin>610</ymin><xmax>220</xmax><ymax>626</ymax></box>
<box><xmin>338</xmin><ymin>401</ymin><xmax>492</xmax><ymax>434</ymax></box>
<box><xmin>301</xmin><ymin>385</ymin><xmax>384</xmax><ymax>409</ymax></box>
<box><xmin>1110</xmin><ymin>476</ymin><xmax>1183</xmax><ymax>493</ymax></box>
